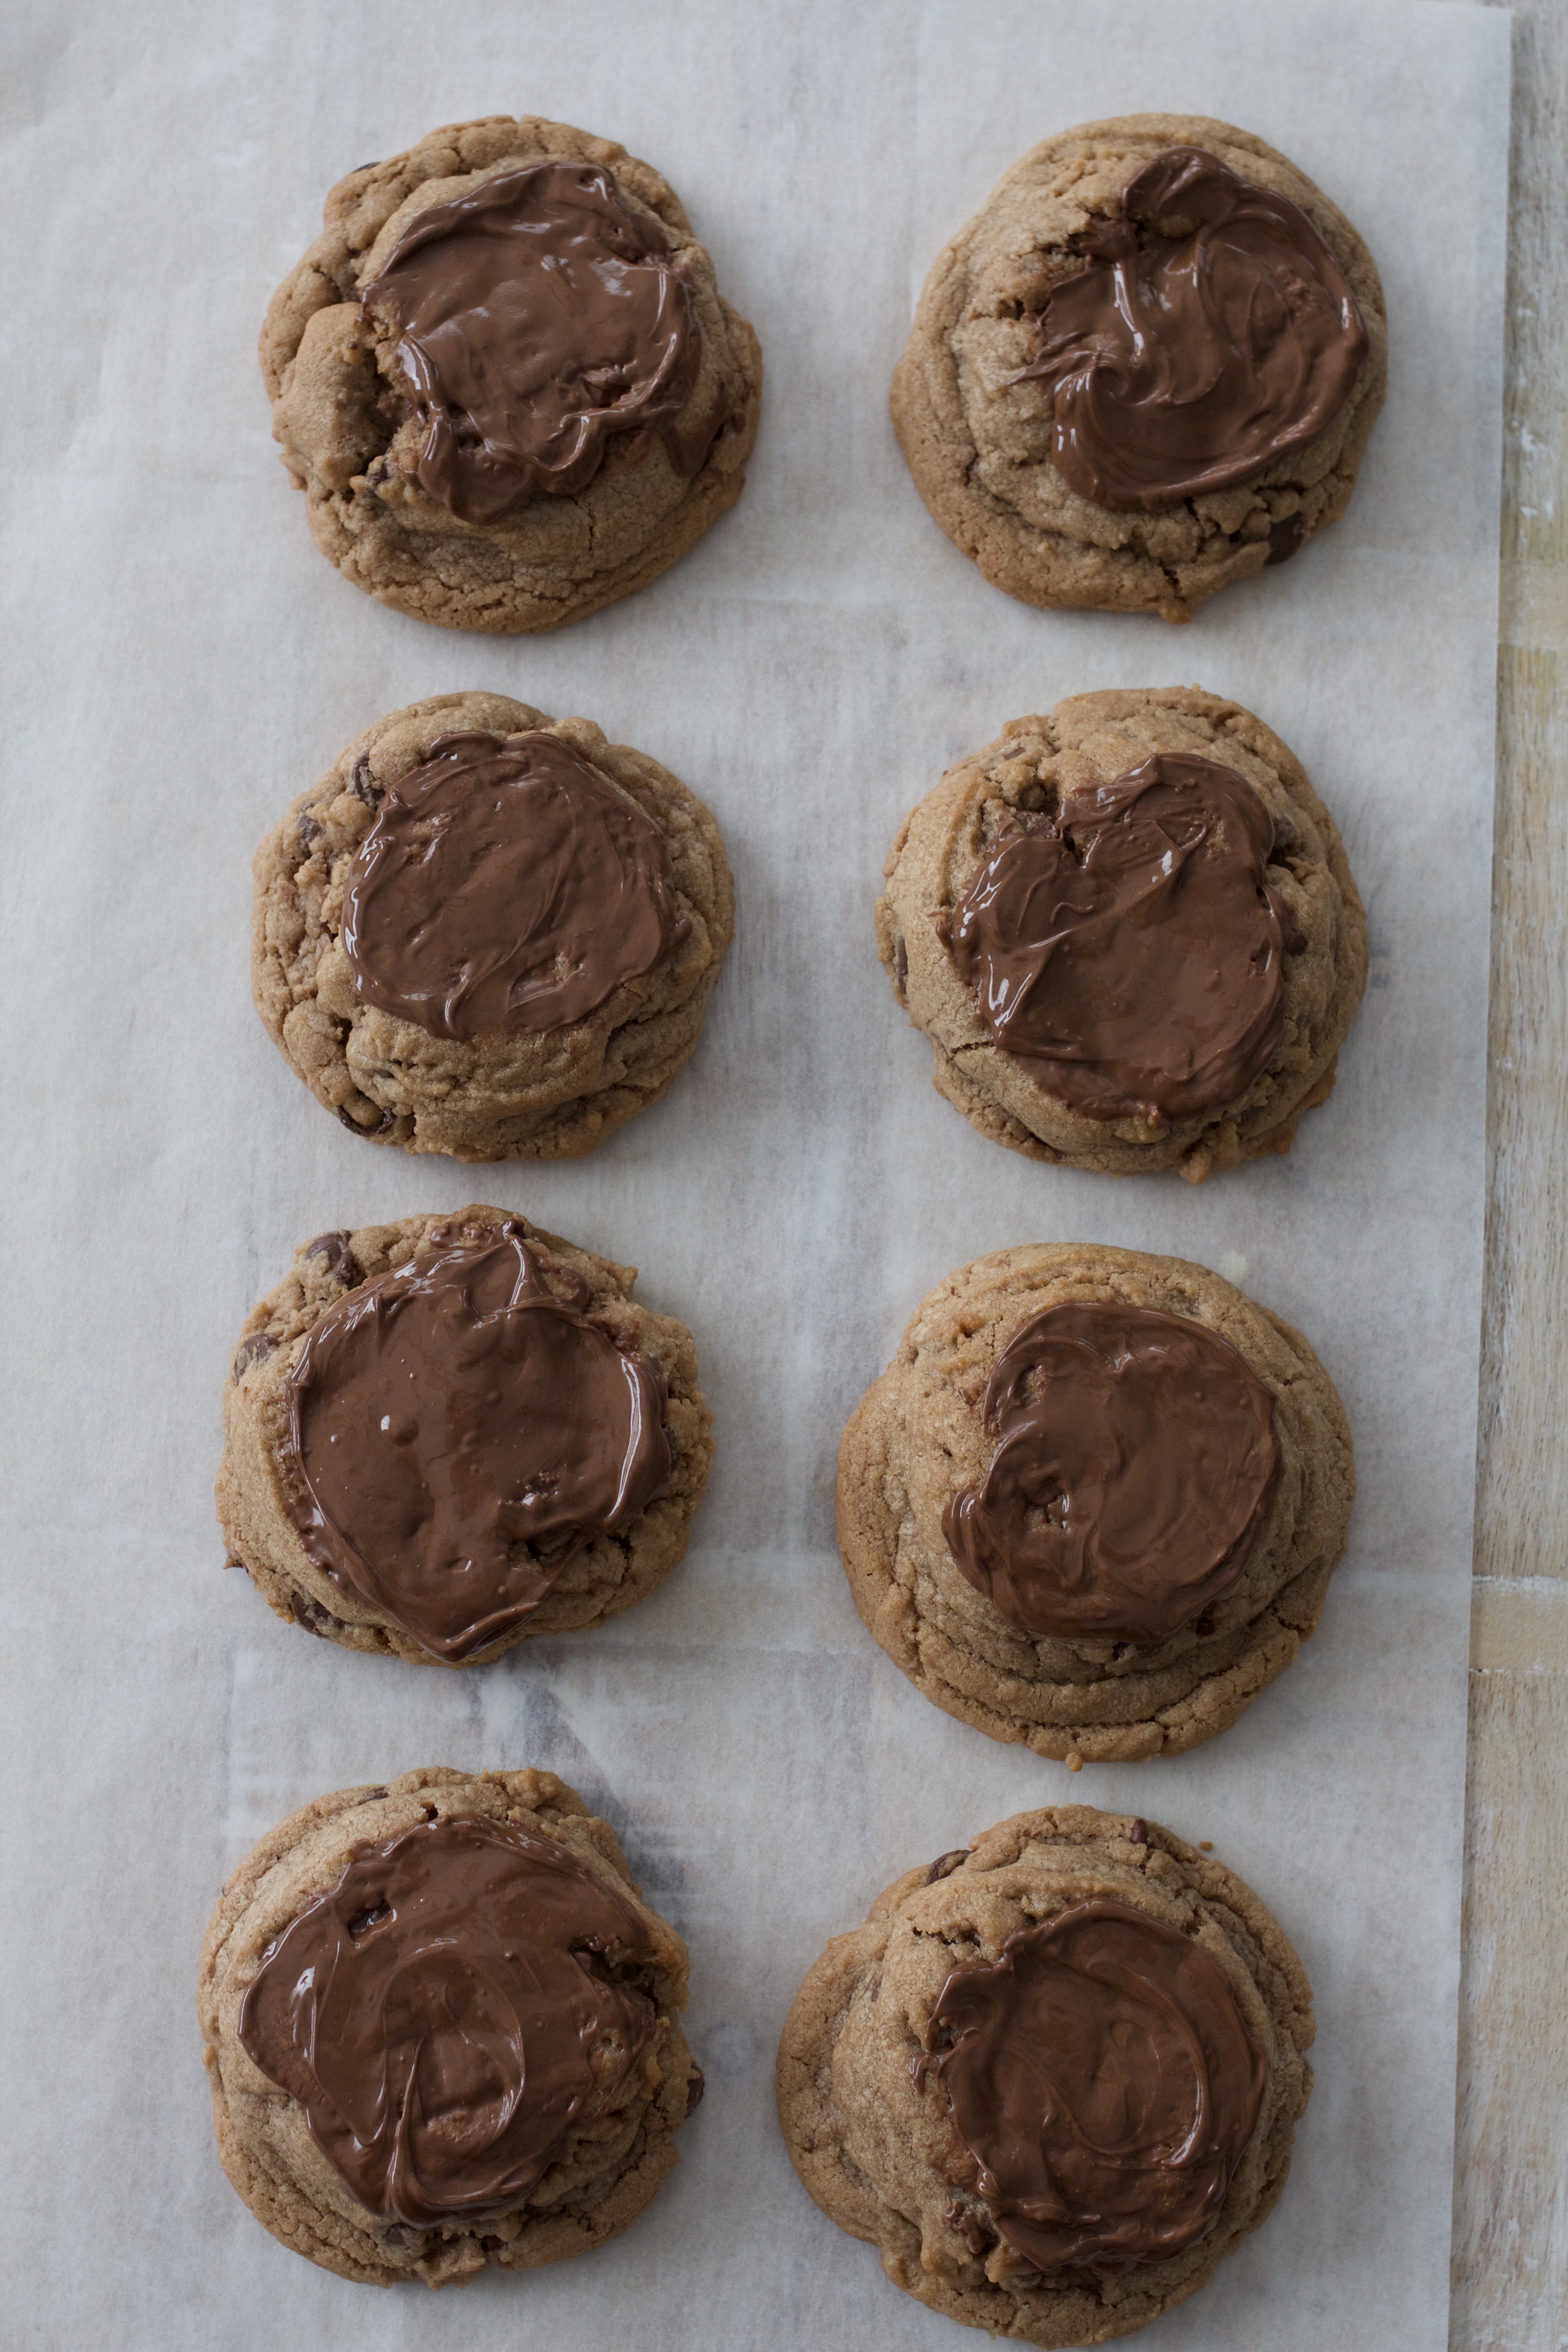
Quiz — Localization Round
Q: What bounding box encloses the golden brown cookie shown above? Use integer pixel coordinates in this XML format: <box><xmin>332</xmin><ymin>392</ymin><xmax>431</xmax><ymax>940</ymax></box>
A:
<box><xmin>778</xmin><ymin>1804</ymin><xmax>1313</xmax><ymax>2346</ymax></box>
<box><xmin>262</xmin><ymin>116</ymin><xmax>762</xmax><ymax>632</ymax></box>
<box><xmin>217</xmin><ymin>1205</ymin><xmax>711</xmax><ymax>1665</ymax></box>
<box><xmin>201</xmin><ymin>1767</ymin><xmax>700</xmax><ymax>2286</ymax></box>
<box><xmin>837</xmin><ymin>1245</ymin><xmax>1352</xmax><ymax>1763</ymax></box>
<box><xmin>252</xmin><ymin>692</ymin><xmax>734</xmax><ymax>1159</ymax></box>
<box><xmin>892</xmin><ymin>115</ymin><xmax>1385</xmax><ymax>621</ymax></box>
<box><xmin>877</xmin><ymin>686</ymin><xmax>1367</xmax><ymax>1183</ymax></box>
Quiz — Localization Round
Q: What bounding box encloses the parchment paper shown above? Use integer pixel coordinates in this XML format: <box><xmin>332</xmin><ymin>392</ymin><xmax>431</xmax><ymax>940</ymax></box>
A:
<box><xmin>0</xmin><ymin>2</ymin><xmax>1508</xmax><ymax>2345</ymax></box>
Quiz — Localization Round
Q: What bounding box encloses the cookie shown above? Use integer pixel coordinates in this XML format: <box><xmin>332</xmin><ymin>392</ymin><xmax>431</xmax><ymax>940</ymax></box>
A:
<box><xmin>200</xmin><ymin>1766</ymin><xmax>700</xmax><ymax>2286</ymax></box>
<box><xmin>877</xmin><ymin>686</ymin><xmax>1367</xmax><ymax>1183</ymax></box>
<box><xmin>836</xmin><ymin>1245</ymin><xmax>1352</xmax><ymax>1763</ymax></box>
<box><xmin>217</xmin><ymin>1205</ymin><xmax>710</xmax><ymax>1664</ymax></box>
<box><xmin>778</xmin><ymin>1804</ymin><xmax>1313</xmax><ymax>2346</ymax></box>
<box><xmin>261</xmin><ymin>116</ymin><xmax>762</xmax><ymax>632</ymax></box>
<box><xmin>892</xmin><ymin>116</ymin><xmax>1386</xmax><ymax>620</ymax></box>
<box><xmin>252</xmin><ymin>692</ymin><xmax>734</xmax><ymax>1159</ymax></box>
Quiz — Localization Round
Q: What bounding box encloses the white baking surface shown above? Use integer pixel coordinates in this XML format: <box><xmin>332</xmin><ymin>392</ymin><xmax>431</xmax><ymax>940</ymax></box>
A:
<box><xmin>0</xmin><ymin>1</ymin><xmax>1507</xmax><ymax>2345</ymax></box>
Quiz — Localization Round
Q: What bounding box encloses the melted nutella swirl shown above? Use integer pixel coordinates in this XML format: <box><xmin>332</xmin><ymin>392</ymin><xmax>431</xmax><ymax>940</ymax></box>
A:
<box><xmin>941</xmin><ymin>754</ymin><xmax>1292</xmax><ymax>1125</ymax></box>
<box><xmin>1017</xmin><ymin>146</ymin><xmax>1369</xmax><ymax>511</ymax></box>
<box><xmin>926</xmin><ymin>1897</ymin><xmax>1266</xmax><ymax>2275</ymax></box>
<box><xmin>361</xmin><ymin>160</ymin><xmax>708</xmax><ymax>523</ymax></box>
<box><xmin>942</xmin><ymin>1300</ymin><xmax>1279</xmax><ymax>1646</ymax></box>
<box><xmin>341</xmin><ymin>731</ymin><xmax>685</xmax><ymax>1040</ymax></box>
<box><xmin>239</xmin><ymin>1812</ymin><xmax>656</xmax><ymax>2225</ymax></box>
<box><xmin>279</xmin><ymin>1220</ymin><xmax>671</xmax><ymax>1661</ymax></box>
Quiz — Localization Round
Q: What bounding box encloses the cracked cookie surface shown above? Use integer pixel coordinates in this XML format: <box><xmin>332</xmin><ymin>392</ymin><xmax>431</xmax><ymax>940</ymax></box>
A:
<box><xmin>836</xmin><ymin>1245</ymin><xmax>1353</xmax><ymax>1763</ymax></box>
<box><xmin>252</xmin><ymin>692</ymin><xmax>733</xmax><ymax>1159</ymax></box>
<box><xmin>891</xmin><ymin>113</ymin><xmax>1385</xmax><ymax>621</ymax></box>
<box><xmin>201</xmin><ymin>1767</ymin><xmax>699</xmax><ymax>2286</ymax></box>
<box><xmin>262</xmin><ymin>114</ymin><xmax>761</xmax><ymax>632</ymax></box>
<box><xmin>877</xmin><ymin>686</ymin><xmax>1367</xmax><ymax>1182</ymax></box>
<box><xmin>217</xmin><ymin>1204</ymin><xmax>711</xmax><ymax>1665</ymax></box>
<box><xmin>778</xmin><ymin>1804</ymin><xmax>1313</xmax><ymax>2346</ymax></box>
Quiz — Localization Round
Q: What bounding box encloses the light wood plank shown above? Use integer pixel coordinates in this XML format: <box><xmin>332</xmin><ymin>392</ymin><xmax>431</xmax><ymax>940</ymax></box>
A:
<box><xmin>1461</xmin><ymin>1</ymin><xmax>1568</xmax><ymax>2344</ymax></box>
<box><xmin>1452</xmin><ymin>1672</ymin><xmax>1568</xmax><ymax>2347</ymax></box>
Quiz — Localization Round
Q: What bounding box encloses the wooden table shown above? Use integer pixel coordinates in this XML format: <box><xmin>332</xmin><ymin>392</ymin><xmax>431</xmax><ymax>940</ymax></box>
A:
<box><xmin>1453</xmin><ymin>4</ymin><xmax>1568</xmax><ymax>2343</ymax></box>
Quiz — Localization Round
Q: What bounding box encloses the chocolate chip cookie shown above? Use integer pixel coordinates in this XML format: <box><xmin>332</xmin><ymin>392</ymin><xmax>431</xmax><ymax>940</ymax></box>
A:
<box><xmin>262</xmin><ymin>116</ymin><xmax>762</xmax><ymax>631</ymax></box>
<box><xmin>892</xmin><ymin>116</ymin><xmax>1386</xmax><ymax>620</ymax></box>
<box><xmin>201</xmin><ymin>1766</ymin><xmax>700</xmax><ymax>2286</ymax></box>
<box><xmin>253</xmin><ymin>692</ymin><xmax>733</xmax><ymax>1158</ymax></box>
<box><xmin>217</xmin><ymin>1205</ymin><xmax>710</xmax><ymax>1664</ymax></box>
<box><xmin>778</xmin><ymin>1804</ymin><xmax>1313</xmax><ymax>2346</ymax></box>
<box><xmin>877</xmin><ymin>686</ymin><xmax>1367</xmax><ymax>1182</ymax></box>
<box><xmin>837</xmin><ymin>1245</ymin><xmax>1352</xmax><ymax>1763</ymax></box>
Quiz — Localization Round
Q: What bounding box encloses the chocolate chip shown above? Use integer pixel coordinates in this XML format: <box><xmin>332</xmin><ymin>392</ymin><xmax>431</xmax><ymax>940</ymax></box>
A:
<box><xmin>944</xmin><ymin>2199</ymin><xmax>993</xmax><ymax>2258</ymax></box>
<box><xmin>296</xmin><ymin>813</ymin><xmax>321</xmax><ymax>850</ymax></box>
<box><xmin>382</xmin><ymin>2224</ymin><xmax>409</xmax><ymax>2247</ymax></box>
<box><xmin>894</xmin><ymin>936</ymin><xmax>909</xmax><ymax>1001</ymax></box>
<box><xmin>926</xmin><ymin>1848</ymin><xmax>970</xmax><ymax>1884</ymax></box>
<box><xmin>684</xmin><ymin>2062</ymin><xmax>706</xmax><ymax>2116</ymax></box>
<box><xmin>351</xmin><ymin>753</ymin><xmax>382</xmax><ymax>807</ymax></box>
<box><xmin>1128</xmin><ymin>1818</ymin><xmax>1149</xmax><ymax>1845</ymax></box>
<box><xmin>1265</xmin><ymin>512</ymin><xmax>1307</xmax><ymax>568</ymax></box>
<box><xmin>302</xmin><ymin>1229</ymin><xmax>358</xmax><ymax>1286</ymax></box>
<box><xmin>289</xmin><ymin>1590</ymin><xmax>332</xmax><ymax>1638</ymax></box>
<box><xmin>231</xmin><ymin>1332</ymin><xmax>277</xmax><ymax>1382</ymax></box>
<box><xmin>351</xmin><ymin>160</ymin><xmax>381</xmax><ymax>174</ymax></box>
<box><xmin>336</xmin><ymin>1103</ymin><xmax>396</xmax><ymax>1138</ymax></box>
<box><xmin>479</xmin><ymin>2235</ymin><xmax>505</xmax><ymax>2254</ymax></box>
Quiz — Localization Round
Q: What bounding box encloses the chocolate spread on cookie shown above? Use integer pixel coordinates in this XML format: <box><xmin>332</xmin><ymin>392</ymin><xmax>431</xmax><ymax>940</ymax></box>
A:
<box><xmin>278</xmin><ymin>1218</ymin><xmax>671</xmax><ymax>1660</ymax></box>
<box><xmin>239</xmin><ymin>1811</ymin><xmax>657</xmax><ymax>2225</ymax></box>
<box><xmin>923</xmin><ymin>1896</ymin><xmax>1266</xmax><ymax>2274</ymax></box>
<box><xmin>361</xmin><ymin>159</ymin><xmax>712</xmax><ymax>523</ymax></box>
<box><xmin>1016</xmin><ymin>146</ymin><xmax>1368</xmax><ymax>510</ymax></box>
<box><xmin>940</xmin><ymin>753</ymin><xmax>1292</xmax><ymax>1124</ymax></box>
<box><xmin>341</xmin><ymin>731</ymin><xmax>685</xmax><ymax>1041</ymax></box>
<box><xmin>942</xmin><ymin>1299</ymin><xmax>1279</xmax><ymax>1645</ymax></box>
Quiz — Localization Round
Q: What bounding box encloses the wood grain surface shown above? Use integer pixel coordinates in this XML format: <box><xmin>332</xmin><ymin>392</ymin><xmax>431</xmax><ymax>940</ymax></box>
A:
<box><xmin>1455</xmin><ymin>5</ymin><xmax>1568</xmax><ymax>2347</ymax></box>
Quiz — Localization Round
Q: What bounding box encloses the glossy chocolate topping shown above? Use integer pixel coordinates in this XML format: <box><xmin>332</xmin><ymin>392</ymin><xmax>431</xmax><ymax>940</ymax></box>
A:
<box><xmin>341</xmin><ymin>731</ymin><xmax>685</xmax><ymax>1041</ymax></box>
<box><xmin>239</xmin><ymin>1812</ymin><xmax>656</xmax><ymax>2225</ymax></box>
<box><xmin>940</xmin><ymin>753</ymin><xmax>1292</xmax><ymax>1125</ymax></box>
<box><xmin>279</xmin><ymin>1219</ymin><xmax>671</xmax><ymax>1660</ymax></box>
<box><xmin>361</xmin><ymin>159</ymin><xmax>708</xmax><ymax>523</ymax></box>
<box><xmin>925</xmin><ymin>1896</ymin><xmax>1266</xmax><ymax>2275</ymax></box>
<box><xmin>942</xmin><ymin>1299</ymin><xmax>1279</xmax><ymax>1645</ymax></box>
<box><xmin>1016</xmin><ymin>146</ymin><xmax>1368</xmax><ymax>511</ymax></box>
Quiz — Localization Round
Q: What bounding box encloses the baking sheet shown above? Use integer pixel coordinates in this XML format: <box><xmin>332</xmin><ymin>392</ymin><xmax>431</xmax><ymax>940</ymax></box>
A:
<box><xmin>0</xmin><ymin>0</ymin><xmax>1508</xmax><ymax>2345</ymax></box>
